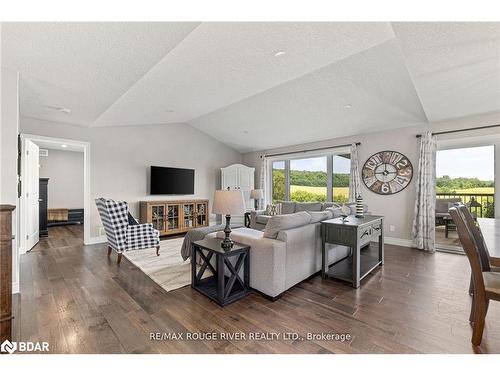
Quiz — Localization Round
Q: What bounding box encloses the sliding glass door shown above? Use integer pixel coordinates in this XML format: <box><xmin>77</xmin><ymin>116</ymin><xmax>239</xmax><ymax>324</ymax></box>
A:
<box><xmin>435</xmin><ymin>145</ymin><xmax>495</xmax><ymax>252</ymax></box>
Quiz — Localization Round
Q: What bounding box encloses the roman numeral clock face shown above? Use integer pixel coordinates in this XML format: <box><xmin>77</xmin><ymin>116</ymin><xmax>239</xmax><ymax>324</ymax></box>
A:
<box><xmin>362</xmin><ymin>151</ymin><xmax>413</xmax><ymax>195</ymax></box>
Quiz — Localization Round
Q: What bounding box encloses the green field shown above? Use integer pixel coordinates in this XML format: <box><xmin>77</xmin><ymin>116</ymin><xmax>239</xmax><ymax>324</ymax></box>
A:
<box><xmin>436</xmin><ymin>187</ymin><xmax>495</xmax><ymax>194</ymax></box>
<box><xmin>290</xmin><ymin>185</ymin><xmax>348</xmax><ymax>195</ymax></box>
<box><xmin>290</xmin><ymin>185</ymin><xmax>349</xmax><ymax>203</ymax></box>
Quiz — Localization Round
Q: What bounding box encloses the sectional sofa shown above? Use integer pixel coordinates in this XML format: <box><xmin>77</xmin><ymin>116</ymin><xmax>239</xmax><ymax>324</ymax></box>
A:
<box><xmin>207</xmin><ymin>201</ymin><xmax>369</xmax><ymax>299</ymax></box>
<box><xmin>250</xmin><ymin>200</ymin><xmax>367</xmax><ymax>230</ymax></box>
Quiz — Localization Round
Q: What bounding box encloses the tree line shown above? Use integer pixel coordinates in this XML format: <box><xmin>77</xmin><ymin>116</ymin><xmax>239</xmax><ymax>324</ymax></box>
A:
<box><xmin>436</xmin><ymin>175</ymin><xmax>494</xmax><ymax>192</ymax></box>
<box><xmin>287</xmin><ymin>170</ymin><xmax>349</xmax><ymax>187</ymax></box>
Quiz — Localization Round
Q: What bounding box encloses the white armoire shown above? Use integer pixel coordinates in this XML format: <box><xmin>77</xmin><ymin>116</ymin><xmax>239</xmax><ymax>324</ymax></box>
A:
<box><xmin>221</xmin><ymin>164</ymin><xmax>255</xmax><ymax>224</ymax></box>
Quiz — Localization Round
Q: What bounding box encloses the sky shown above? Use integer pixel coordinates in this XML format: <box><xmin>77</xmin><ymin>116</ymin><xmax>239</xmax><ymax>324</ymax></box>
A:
<box><xmin>436</xmin><ymin>145</ymin><xmax>494</xmax><ymax>180</ymax></box>
<box><xmin>274</xmin><ymin>145</ymin><xmax>495</xmax><ymax>181</ymax></box>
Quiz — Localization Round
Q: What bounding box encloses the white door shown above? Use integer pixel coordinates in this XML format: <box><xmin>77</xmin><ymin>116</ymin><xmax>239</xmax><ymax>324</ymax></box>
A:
<box><xmin>26</xmin><ymin>140</ymin><xmax>40</xmax><ymax>250</ymax></box>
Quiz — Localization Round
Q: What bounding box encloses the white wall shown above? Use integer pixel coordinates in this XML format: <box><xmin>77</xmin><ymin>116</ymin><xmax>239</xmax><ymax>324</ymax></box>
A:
<box><xmin>39</xmin><ymin>149</ymin><xmax>84</xmax><ymax>209</ymax></box>
<box><xmin>243</xmin><ymin>112</ymin><xmax>500</xmax><ymax>244</ymax></box>
<box><xmin>1</xmin><ymin>67</ymin><xmax>20</xmax><ymax>293</ymax></box>
<box><xmin>20</xmin><ymin>117</ymin><xmax>242</xmax><ymax>240</ymax></box>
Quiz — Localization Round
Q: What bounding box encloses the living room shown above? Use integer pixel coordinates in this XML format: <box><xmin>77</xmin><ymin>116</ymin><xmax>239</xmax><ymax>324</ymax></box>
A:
<box><xmin>1</xmin><ymin>0</ymin><xmax>500</xmax><ymax>371</ymax></box>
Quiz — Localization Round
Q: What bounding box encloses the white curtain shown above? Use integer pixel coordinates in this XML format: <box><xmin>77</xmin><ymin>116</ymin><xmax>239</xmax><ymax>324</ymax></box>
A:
<box><xmin>259</xmin><ymin>156</ymin><xmax>270</xmax><ymax>207</ymax></box>
<box><xmin>412</xmin><ymin>131</ymin><xmax>437</xmax><ymax>252</ymax></box>
<box><xmin>349</xmin><ymin>143</ymin><xmax>362</xmax><ymax>202</ymax></box>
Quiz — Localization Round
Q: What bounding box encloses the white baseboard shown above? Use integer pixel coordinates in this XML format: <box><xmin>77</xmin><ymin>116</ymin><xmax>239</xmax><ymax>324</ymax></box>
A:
<box><xmin>384</xmin><ymin>236</ymin><xmax>414</xmax><ymax>248</ymax></box>
<box><xmin>86</xmin><ymin>236</ymin><xmax>107</xmax><ymax>245</ymax></box>
<box><xmin>12</xmin><ymin>282</ymin><xmax>19</xmax><ymax>294</ymax></box>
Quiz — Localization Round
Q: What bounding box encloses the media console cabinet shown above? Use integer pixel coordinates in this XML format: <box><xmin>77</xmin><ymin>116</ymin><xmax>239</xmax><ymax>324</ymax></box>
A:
<box><xmin>139</xmin><ymin>199</ymin><xmax>209</xmax><ymax>236</ymax></box>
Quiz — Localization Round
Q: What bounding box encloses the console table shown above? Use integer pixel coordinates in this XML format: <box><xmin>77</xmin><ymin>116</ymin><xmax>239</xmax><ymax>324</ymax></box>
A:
<box><xmin>191</xmin><ymin>237</ymin><xmax>250</xmax><ymax>306</ymax></box>
<box><xmin>140</xmin><ymin>199</ymin><xmax>209</xmax><ymax>236</ymax></box>
<box><xmin>321</xmin><ymin>215</ymin><xmax>384</xmax><ymax>288</ymax></box>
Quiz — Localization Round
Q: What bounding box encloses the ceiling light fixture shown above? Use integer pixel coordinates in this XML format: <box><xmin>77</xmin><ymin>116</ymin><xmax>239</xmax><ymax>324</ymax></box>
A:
<box><xmin>61</xmin><ymin>144</ymin><xmax>68</xmax><ymax>148</ymax></box>
<box><xmin>344</xmin><ymin>104</ymin><xmax>352</xmax><ymax>109</ymax></box>
<box><xmin>274</xmin><ymin>51</ymin><xmax>286</xmax><ymax>57</ymax></box>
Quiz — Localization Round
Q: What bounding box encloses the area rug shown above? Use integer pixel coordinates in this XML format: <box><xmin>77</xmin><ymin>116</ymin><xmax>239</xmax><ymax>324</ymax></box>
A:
<box><xmin>123</xmin><ymin>237</ymin><xmax>196</xmax><ymax>292</ymax></box>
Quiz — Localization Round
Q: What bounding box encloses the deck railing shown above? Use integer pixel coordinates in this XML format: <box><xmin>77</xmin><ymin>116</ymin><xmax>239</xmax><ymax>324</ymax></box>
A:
<box><xmin>436</xmin><ymin>192</ymin><xmax>495</xmax><ymax>218</ymax></box>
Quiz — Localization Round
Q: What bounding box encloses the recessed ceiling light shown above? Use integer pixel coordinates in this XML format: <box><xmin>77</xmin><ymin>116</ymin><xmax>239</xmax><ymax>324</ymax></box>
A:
<box><xmin>274</xmin><ymin>51</ymin><xmax>286</xmax><ymax>57</ymax></box>
<box><xmin>344</xmin><ymin>104</ymin><xmax>352</xmax><ymax>109</ymax></box>
<box><xmin>61</xmin><ymin>144</ymin><xmax>68</xmax><ymax>148</ymax></box>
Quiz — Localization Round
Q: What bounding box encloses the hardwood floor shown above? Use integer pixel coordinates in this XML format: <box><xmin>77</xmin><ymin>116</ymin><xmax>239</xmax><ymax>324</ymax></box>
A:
<box><xmin>12</xmin><ymin>227</ymin><xmax>500</xmax><ymax>353</ymax></box>
<box><xmin>30</xmin><ymin>224</ymin><xmax>84</xmax><ymax>252</ymax></box>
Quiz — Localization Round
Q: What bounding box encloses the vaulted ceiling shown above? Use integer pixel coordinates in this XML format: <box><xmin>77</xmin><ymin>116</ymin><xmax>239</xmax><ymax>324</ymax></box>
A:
<box><xmin>2</xmin><ymin>22</ymin><xmax>499</xmax><ymax>152</ymax></box>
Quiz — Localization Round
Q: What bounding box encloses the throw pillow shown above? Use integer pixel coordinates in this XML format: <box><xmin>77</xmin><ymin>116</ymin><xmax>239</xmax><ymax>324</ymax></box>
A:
<box><xmin>263</xmin><ymin>211</ymin><xmax>312</xmax><ymax>239</ymax></box>
<box><xmin>325</xmin><ymin>207</ymin><xmax>343</xmax><ymax>218</ymax></box>
<box><xmin>266</xmin><ymin>204</ymin><xmax>279</xmax><ymax>216</ymax></box>
<box><xmin>280</xmin><ymin>201</ymin><xmax>296</xmax><ymax>214</ymax></box>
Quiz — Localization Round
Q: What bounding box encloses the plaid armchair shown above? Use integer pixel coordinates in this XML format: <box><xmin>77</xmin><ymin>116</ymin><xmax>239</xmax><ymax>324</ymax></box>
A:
<box><xmin>95</xmin><ymin>198</ymin><xmax>160</xmax><ymax>264</ymax></box>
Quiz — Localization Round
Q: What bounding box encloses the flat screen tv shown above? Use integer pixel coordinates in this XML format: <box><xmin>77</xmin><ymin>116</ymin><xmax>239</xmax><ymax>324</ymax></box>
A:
<box><xmin>150</xmin><ymin>166</ymin><xmax>195</xmax><ymax>195</ymax></box>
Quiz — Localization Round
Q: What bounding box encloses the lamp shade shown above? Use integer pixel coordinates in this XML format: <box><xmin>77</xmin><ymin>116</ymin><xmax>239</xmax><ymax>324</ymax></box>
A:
<box><xmin>250</xmin><ymin>189</ymin><xmax>263</xmax><ymax>200</ymax></box>
<box><xmin>212</xmin><ymin>189</ymin><xmax>246</xmax><ymax>215</ymax></box>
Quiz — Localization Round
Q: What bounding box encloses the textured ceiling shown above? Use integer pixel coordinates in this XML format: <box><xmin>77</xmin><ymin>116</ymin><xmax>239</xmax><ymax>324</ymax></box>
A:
<box><xmin>2</xmin><ymin>22</ymin><xmax>499</xmax><ymax>152</ymax></box>
<box><xmin>1</xmin><ymin>22</ymin><xmax>199</xmax><ymax>125</ymax></box>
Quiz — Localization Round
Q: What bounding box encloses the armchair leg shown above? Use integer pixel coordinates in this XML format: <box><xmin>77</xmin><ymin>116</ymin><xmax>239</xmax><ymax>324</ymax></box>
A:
<box><xmin>117</xmin><ymin>253</ymin><xmax>123</xmax><ymax>265</ymax></box>
<box><xmin>156</xmin><ymin>245</ymin><xmax>160</xmax><ymax>256</ymax></box>
<box><xmin>107</xmin><ymin>246</ymin><xmax>112</xmax><ymax>257</ymax></box>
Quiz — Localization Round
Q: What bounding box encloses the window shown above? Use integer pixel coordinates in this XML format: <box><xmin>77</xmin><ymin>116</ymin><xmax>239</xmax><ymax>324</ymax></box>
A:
<box><xmin>272</xmin><ymin>161</ymin><xmax>286</xmax><ymax>203</ymax></box>
<box><xmin>332</xmin><ymin>154</ymin><xmax>351</xmax><ymax>203</ymax></box>
<box><xmin>271</xmin><ymin>151</ymin><xmax>351</xmax><ymax>203</ymax></box>
<box><xmin>290</xmin><ymin>157</ymin><xmax>327</xmax><ymax>202</ymax></box>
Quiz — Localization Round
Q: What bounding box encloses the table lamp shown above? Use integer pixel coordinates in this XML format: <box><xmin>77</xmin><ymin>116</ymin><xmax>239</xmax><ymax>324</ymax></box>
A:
<box><xmin>250</xmin><ymin>189</ymin><xmax>263</xmax><ymax>210</ymax></box>
<box><xmin>212</xmin><ymin>189</ymin><xmax>246</xmax><ymax>250</ymax></box>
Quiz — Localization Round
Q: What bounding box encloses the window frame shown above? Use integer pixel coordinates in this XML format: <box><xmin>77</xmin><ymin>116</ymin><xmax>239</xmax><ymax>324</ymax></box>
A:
<box><xmin>269</xmin><ymin>148</ymin><xmax>351</xmax><ymax>203</ymax></box>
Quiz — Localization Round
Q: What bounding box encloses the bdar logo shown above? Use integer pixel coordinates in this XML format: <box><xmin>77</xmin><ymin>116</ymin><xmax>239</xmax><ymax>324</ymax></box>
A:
<box><xmin>1</xmin><ymin>340</ymin><xmax>17</xmax><ymax>354</ymax></box>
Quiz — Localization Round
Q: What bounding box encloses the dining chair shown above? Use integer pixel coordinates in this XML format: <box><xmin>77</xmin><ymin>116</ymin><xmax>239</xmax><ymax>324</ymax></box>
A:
<box><xmin>456</xmin><ymin>204</ymin><xmax>500</xmax><ymax>321</ymax></box>
<box><xmin>449</xmin><ymin>206</ymin><xmax>500</xmax><ymax>346</ymax></box>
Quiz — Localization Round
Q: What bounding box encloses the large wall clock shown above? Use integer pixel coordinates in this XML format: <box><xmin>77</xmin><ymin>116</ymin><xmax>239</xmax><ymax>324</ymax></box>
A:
<box><xmin>362</xmin><ymin>151</ymin><xmax>413</xmax><ymax>195</ymax></box>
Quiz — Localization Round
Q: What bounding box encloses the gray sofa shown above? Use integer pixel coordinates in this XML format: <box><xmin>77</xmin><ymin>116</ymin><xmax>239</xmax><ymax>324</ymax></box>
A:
<box><xmin>250</xmin><ymin>200</ymin><xmax>368</xmax><ymax>230</ymax></box>
<box><xmin>206</xmin><ymin>210</ymin><xmax>351</xmax><ymax>298</ymax></box>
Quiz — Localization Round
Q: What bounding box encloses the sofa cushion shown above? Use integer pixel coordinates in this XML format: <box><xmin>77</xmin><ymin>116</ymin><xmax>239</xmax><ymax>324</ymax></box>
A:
<box><xmin>263</xmin><ymin>211</ymin><xmax>312</xmax><ymax>239</ymax></box>
<box><xmin>256</xmin><ymin>214</ymin><xmax>272</xmax><ymax>225</ymax></box>
<box><xmin>325</xmin><ymin>207</ymin><xmax>343</xmax><ymax>218</ymax></box>
<box><xmin>295</xmin><ymin>202</ymin><xmax>323</xmax><ymax>212</ymax></box>
<box><xmin>308</xmin><ymin>210</ymin><xmax>332</xmax><ymax>223</ymax></box>
<box><xmin>279</xmin><ymin>201</ymin><xmax>296</xmax><ymax>214</ymax></box>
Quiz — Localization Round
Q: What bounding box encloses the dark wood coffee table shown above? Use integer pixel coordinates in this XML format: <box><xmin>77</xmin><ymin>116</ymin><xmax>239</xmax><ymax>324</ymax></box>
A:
<box><xmin>191</xmin><ymin>237</ymin><xmax>250</xmax><ymax>306</ymax></box>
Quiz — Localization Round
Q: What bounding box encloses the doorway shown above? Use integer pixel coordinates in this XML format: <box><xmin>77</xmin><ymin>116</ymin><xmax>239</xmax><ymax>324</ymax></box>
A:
<box><xmin>19</xmin><ymin>134</ymin><xmax>90</xmax><ymax>254</ymax></box>
<box><xmin>435</xmin><ymin>144</ymin><xmax>495</xmax><ymax>252</ymax></box>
